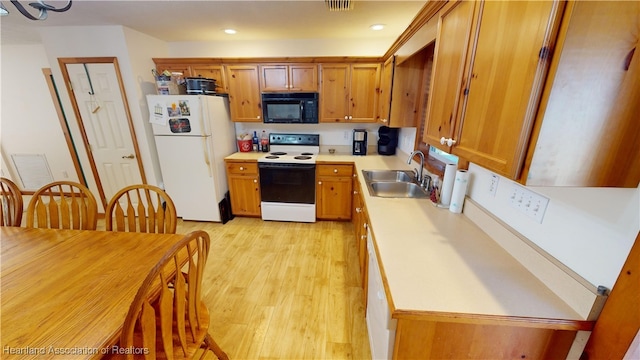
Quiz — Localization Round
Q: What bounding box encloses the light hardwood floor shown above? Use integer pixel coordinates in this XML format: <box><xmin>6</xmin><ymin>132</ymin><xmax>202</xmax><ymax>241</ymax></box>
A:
<box><xmin>175</xmin><ymin>217</ymin><xmax>371</xmax><ymax>359</ymax></box>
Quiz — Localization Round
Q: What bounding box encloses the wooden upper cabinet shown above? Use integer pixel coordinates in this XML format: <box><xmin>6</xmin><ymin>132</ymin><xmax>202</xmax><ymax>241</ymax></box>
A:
<box><xmin>521</xmin><ymin>0</ymin><xmax>640</xmax><ymax>187</ymax></box>
<box><xmin>423</xmin><ymin>0</ymin><xmax>477</xmax><ymax>152</ymax></box>
<box><xmin>319</xmin><ymin>64</ymin><xmax>350</xmax><ymax>122</ymax></box>
<box><xmin>424</xmin><ymin>0</ymin><xmax>564</xmax><ymax>179</ymax></box>
<box><xmin>226</xmin><ymin>65</ymin><xmax>262</xmax><ymax>122</ymax></box>
<box><xmin>377</xmin><ymin>57</ymin><xmax>394</xmax><ymax>125</ymax></box>
<box><xmin>320</xmin><ymin>63</ymin><xmax>380</xmax><ymax>123</ymax></box>
<box><xmin>260</xmin><ymin>64</ymin><xmax>318</xmax><ymax>92</ymax></box>
<box><xmin>351</xmin><ymin>64</ymin><xmax>381</xmax><ymax>122</ymax></box>
<box><xmin>191</xmin><ymin>65</ymin><xmax>227</xmax><ymax>93</ymax></box>
<box><xmin>453</xmin><ymin>0</ymin><xmax>563</xmax><ymax>178</ymax></box>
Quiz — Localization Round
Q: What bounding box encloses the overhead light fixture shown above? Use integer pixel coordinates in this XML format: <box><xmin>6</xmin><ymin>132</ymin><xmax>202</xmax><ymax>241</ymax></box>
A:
<box><xmin>224</xmin><ymin>29</ymin><xmax>237</xmax><ymax>35</ymax></box>
<box><xmin>370</xmin><ymin>24</ymin><xmax>385</xmax><ymax>31</ymax></box>
<box><xmin>325</xmin><ymin>0</ymin><xmax>353</xmax><ymax>12</ymax></box>
<box><xmin>0</xmin><ymin>0</ymin><xmax>72</xmax><ymax>20</ymax></box>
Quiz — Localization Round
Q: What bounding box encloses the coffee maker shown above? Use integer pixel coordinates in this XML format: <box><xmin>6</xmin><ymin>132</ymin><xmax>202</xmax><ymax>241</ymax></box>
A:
<box><xmin>352</xmin><ymin>129</ymin><xmax>367</xmax><ymax>155</ymax></box>
<box><xmin>377</xmin><ymin>126</ymin><xmax>399</xmax><ymax>155</ymax></box>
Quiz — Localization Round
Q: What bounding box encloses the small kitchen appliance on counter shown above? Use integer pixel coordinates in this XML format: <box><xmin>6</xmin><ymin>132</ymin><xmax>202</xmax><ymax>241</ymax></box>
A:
<box><xmin>353</xmin><ymin>129</ymin><xmax>367</xmax><ymax>155</ymax></box>
<box><xmin>258</xmin><ymin>133</ymin><xmax>320</xmax><ymax>222</ymax></box>
<box><xmin>377</xmin><ymin>126</ymin><xmax>399</xmax><ymax>155</ymax></box>
<box><xmin>185</xmin><ymin>77</ymin><xmax>217</xmax><ymax>95</ymax></box>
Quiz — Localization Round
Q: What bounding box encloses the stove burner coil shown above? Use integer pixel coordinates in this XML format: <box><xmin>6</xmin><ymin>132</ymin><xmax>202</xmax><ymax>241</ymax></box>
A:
<box><xmin>294</xmin><ymin>156</ymin><xmax>312</xmax><ymax>160</ymax></box>
<box><xmin>270</xmin><ymin>152</ymin><xmax>287</xmax><ymax>156</ymax></box>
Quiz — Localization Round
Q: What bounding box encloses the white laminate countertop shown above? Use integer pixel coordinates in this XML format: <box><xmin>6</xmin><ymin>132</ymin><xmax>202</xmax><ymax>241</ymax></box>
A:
<box><xmin>224</xmin><ymin>151</ymin><xmax>586</xmax><ymax>323</ymax></box>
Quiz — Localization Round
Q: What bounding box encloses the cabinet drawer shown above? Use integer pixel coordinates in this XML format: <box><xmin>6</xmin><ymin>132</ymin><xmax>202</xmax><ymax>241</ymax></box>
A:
<box><xmin>226</xmin><ymin>162</ymin><xmax>258</xmax><ymax>175</ymax></box>
<box><xmin>317</xmin><ymin>164</ymin><xmax>353</xmax><ymax>177</ymax></box>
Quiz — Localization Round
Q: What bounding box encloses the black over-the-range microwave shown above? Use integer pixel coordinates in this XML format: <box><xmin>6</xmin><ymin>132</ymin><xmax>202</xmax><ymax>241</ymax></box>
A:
<box><xmin>262</xmin><ymin>92</ymin><xmax>319</xmax><ymax>124</ymax></box>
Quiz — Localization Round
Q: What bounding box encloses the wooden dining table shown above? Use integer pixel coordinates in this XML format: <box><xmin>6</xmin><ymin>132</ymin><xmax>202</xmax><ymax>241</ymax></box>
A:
<box><xmin>1</xmin><ymin>226</ymin><xmax>186</xmax><ymax>359</ymax></box>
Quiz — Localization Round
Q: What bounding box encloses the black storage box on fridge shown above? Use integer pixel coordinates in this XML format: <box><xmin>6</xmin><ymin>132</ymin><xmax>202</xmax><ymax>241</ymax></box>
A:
<box><xmin>377</xmin><ymin>126</ymin><xmax>399</xmax><ymax>155</ymax></box>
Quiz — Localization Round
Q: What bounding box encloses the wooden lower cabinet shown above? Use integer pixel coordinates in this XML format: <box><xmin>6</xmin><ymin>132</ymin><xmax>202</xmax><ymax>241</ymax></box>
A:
<box><xmin>316</xmin><ymin>163</ymin><xmax>353</xmax><ymax>220</ymax></box>
<box><xmin>392</xmin><ymin>318</ymin><xmax>577</xmax><ymax>359</ymax></box>
<box><xmin>352</xmin><ymin>171</ymin><xmax>368</xmax><ymax>293</ymax></box>
<box><xmin>225</xmin><ymin>160</ymin><xmax>261</xmax><ymax>216</ymax></box>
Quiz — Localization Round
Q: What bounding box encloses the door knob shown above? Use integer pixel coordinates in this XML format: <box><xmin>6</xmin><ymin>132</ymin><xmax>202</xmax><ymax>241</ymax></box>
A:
<box><xmin>122</xmin><ymin>154</ymin><xmax>135</xmax><ymax>159</ymax></box>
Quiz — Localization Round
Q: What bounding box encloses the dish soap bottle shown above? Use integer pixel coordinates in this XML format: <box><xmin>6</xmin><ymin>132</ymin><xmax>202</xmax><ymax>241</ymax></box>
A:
<box><xmin>261</xmin><ymin>131</ymin><xmax>269</xmax><ymax>153</ymax></box>
<box><xmin>252</xmin><ymin>131</ymin><xmax>259</xmax><ymax>152</ymax></box>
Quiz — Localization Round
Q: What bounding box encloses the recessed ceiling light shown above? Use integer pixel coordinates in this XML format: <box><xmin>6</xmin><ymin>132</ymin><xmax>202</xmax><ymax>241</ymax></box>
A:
<box><xmin>370</xmin><ymin>24</ymin><xmax>385</xmax><ymax>31</ymax></box>
<box><xmin>224</xmin><ymin>29</ymin><xmax>237</xmax><ymax>35</ymax></box>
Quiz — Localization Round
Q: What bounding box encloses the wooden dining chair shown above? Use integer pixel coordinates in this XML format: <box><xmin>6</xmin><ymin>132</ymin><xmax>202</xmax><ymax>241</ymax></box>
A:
<box><xmin>26</xmin><ymin>181</ymin><xmax>97</xmax><ymax>230</ymax></box>
<box><xmin>0</xmin><ymin>177</ymin><xmax>24</xmax><ymax>227</ymax></box>
<box><xmin>105</xmin><ymin>184</ymin><xmax>177</xmax><ymax>234</ymax></box>
<box><xmin>119</xmin><ymin>230</ymin><xmax>228</xmax><ymax>360</ymax></box>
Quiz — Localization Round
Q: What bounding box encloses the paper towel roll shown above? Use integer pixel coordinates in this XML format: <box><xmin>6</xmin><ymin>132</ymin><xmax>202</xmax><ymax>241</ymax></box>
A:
<box><xmin>440</xmin><ymin>163</ymin><xmax>457</xmax><ymax>207</ymax></box>
<box><xmin>449</xmin><ymin>170</ymin><xmax>470</xmax><ymax>214</ymax></box>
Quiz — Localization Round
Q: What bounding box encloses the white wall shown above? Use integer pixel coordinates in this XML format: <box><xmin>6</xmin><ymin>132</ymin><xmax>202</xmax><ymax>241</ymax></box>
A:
<box><xmin>467</xmin><ymin>163</ymin><xmax>639</xmax><ymax>289</ymax></box>
<box><xmin>235</xmin><ymin>122</ymin><xmax>381</xmax><ymax>152</ymax></box>
<box><xmin>0</xmin><ymin>44</ymin><xmax>77</xmax><ymax>186</ymax></box>
<box><xmin>38</xmin><ymin>26</ymin><xmax>169</xmax><ymax>193</ymax></box>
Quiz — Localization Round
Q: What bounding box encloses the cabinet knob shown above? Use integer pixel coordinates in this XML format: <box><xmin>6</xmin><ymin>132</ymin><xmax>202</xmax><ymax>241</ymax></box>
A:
<box><xmin>349</xmin><ymin>116</ymin><xmax>353</xmax><ymax>120</ymax></box>
<box><xmin>253</xmin><ymin>179</ymin><xmax>257</xmax><ymax>183</ymax></box>
<box><xmin>239</xmin><ymin>166</ymin><xmax>244</xmax><ymax>171</ymax></box>
<box><xmin>318</xmin><ymin>181</ymin><xmax>323</xmax><ymax>185</ymax></box>
<box><xmin>440</xmin><ymin>137</ymin><xmax>457</xmax><ymax>146</ymax></box>
<box><xmin>356</xmin><ymin>207</ymin><xmax>362</xmax><ymax>213</ymax></box>
<box><xmin>344</xmin><ymin>115</ymin><xmax>348</xmax><ymax>120</ymax></box>
<box><xmin>353</xmin><ymin>190</ymin><xmax>358</xmax><ymax>195</ymax></box>
<box><xmin>333</xmin><ymin>169</ymin><xmax>338</xmax><ymax>173</ymax></box>
<box><xmin>382</xmin><ymin>119</ymin><xmax>388</xmax><ymax>123</ymax></box>
<box><xmin>257</xmin><ymin>115</ymin><xmax>261</xmax><ymax>119</ymax></box>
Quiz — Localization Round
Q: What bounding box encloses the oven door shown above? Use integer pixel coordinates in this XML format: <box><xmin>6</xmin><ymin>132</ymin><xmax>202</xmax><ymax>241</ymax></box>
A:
<box><xmin>258</xmin><ymin>163</ymin><xmax>315</xmax><ymax>203</ymax></box>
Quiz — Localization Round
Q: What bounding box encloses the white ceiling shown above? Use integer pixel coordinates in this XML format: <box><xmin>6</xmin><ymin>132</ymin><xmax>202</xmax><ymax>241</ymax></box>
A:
<box><xmin>0</xmin><ymin>0</ymin><xmax>427</xmax><ymax>48</ymax></box>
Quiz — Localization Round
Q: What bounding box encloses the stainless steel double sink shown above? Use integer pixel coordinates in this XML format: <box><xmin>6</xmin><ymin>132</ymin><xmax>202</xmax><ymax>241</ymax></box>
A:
<box><xmin>361</xmin><ymin>170</ymin><xmax>430</xmax><ymax>198</ymax></box>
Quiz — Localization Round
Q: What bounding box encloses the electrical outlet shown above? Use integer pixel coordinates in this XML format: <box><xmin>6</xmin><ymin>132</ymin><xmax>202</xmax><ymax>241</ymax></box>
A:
<box><xmin>509</xmin><ymin>185</ymin><xmax>549</xmax><ymax>223</ymax></box>
<box><xmin>488</xmin><ymin>174</ymin><xmax>499</xmax><ymax>197</ymax></box>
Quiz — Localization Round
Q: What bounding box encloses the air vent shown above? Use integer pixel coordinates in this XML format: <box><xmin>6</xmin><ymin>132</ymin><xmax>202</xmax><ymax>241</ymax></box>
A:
<box><xmin>325</xmin><ymin>0</ymin><xmax>354</xmax><ymax>12</ymax></box>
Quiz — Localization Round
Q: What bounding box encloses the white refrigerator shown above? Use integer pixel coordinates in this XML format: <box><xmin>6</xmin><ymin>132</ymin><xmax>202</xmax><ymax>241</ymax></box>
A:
<box><xmin>147</xmin><ymin>94</ymin><xmax>235</xmax><ymax>222</ymax></box>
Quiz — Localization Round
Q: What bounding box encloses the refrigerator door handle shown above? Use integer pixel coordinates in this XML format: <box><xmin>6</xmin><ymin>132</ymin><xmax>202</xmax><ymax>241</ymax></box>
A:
<box><xmin>202</xmin><ymin>137</ymin><xmax>213</xmax><ymax>177</ymax></box>
<box><xmin>199</xmin><ymin>97</ymin><xmax>209</xmax><ymax>135</ymax></box>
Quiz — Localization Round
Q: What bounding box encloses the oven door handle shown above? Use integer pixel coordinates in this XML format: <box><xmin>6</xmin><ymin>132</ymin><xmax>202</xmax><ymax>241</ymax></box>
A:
<box><xmin>258</xmin><ymin>163</ymin><xmax>316</xmax><ymax>170</ymax></box>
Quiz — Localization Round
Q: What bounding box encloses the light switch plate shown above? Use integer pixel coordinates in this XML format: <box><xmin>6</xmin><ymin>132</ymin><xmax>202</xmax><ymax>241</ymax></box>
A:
<box><xmin>488</xmin><ymin>174</ymin><xmax>499</xmax><ymax>197</ymax></box>
<box><xmin>509</xmin><ymin>185</ymin><xmax>549</xmax><ymax>223</ymax></box>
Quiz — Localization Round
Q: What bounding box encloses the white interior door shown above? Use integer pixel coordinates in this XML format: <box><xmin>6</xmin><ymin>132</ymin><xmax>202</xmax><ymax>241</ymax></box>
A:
<box><xmin>66</xmin><ymin>63</ymin><xmax>143</xmax><ymax>203</ymax></box>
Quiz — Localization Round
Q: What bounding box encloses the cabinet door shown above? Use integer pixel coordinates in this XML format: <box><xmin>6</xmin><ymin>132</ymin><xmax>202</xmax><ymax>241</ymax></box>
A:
<box><xmin>523</xmin><ymin>0</ymin><xmax>640</xmax><ymax>187</ymax></box>
<box><xmin>228</xmin><ymin>175</ymin><xmax>261</xmax><ymax>216</ymax></box>
<box><xmin>423</xmin><ymin>0</ymin><xmax>477</xmax><ymax>152</ymax></box>
<box><xmin>350</xmin><ymin>64</ymin><xmax>381</xmax><ymax>123</ymax></box>
<box><xmin>260</xmin><ymin>65</ymin><xmax>289</xmax><ymax>91</ymax></box>
<box><xmin>453</xmin><ymin>0</ymin><xmax>563</xmax><ymax>178</ymax></box>
<box><xmin>289</xmin><ymin>64</ymin><xmax>318</xmax><ymax>91</ymax></box>
<box><xmin>377</xmin><ymin>56</ymin><xmax>394</xmax><ymax>125</ymax></box>
<box><xmin>191</xmin><ymin>65</ymin><xmax>227</xmax><ymax>93</ymax></box>
<box><xmin>226</xmin><ymin>65</ymin><xmax>262</xmax><ymax>122</ymax></box>
<box><xmin>316</xmin><ymin>176</ymin><xmax>352</xmax><ymax>220</ymax></box>
<box><xmin>320</xmin><ymin>64</ymin><xmax>350</xmax><ymax>122</ymax></box>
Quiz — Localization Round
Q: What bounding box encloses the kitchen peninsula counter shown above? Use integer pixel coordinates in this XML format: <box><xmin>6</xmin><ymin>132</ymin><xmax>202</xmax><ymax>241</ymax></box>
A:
<box><xmin>225</xmin><ymin>151</ymin><xmax>594</xmax><ymax>331</ymax></box>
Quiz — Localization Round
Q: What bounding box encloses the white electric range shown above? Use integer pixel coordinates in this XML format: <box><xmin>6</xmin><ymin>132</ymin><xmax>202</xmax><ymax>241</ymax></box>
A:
<box><xmin>257</xmin><ymin>133</ymin><xmax>320</xmax><ymax>222</ymax></box>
